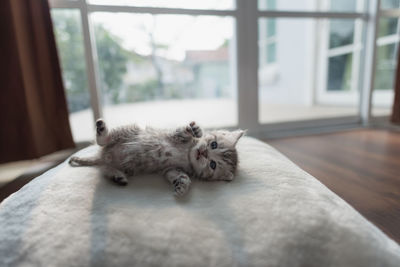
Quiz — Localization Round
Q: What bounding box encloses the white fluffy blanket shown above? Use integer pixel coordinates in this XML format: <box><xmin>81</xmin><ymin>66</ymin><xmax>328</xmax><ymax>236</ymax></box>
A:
<box><xmin>0</xmin><ymin>137</ymin><xmax>399</xmax><ymax>267</ymax></box>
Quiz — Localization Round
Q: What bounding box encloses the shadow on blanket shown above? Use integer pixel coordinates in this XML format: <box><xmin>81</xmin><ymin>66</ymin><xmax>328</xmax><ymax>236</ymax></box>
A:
<box><xmin>0</xmin><ymin>164</ymin><xmax>65</xmax><ymax>264</ymax></box>
<box><xmin>88</xmin><ymin>170</ymin><xmax>250</xmax><ymax>266</ymax></box>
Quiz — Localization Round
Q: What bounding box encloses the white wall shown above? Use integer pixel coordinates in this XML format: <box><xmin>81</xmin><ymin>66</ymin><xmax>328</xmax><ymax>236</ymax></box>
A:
<box><xmin>259</xmin><ymin>0</ymin><xmax>316</xmax><ymax>107</ymax></box>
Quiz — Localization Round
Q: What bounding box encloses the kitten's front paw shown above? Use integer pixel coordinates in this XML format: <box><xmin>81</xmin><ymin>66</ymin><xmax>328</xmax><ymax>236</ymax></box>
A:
<box><xmin>172</xmin><ymin>176</ymin><xmax>191</xmax><ymax>197</ymax></box>
<box><xmin>186</xmin><ymin>121</ymin><xmax>202</xmax><ymax>138</ymax></box>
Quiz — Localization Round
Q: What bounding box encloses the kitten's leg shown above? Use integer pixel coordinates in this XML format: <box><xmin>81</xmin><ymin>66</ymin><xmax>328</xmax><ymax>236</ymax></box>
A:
<box><xmin>171</xmin><ymin>121</ymin><xmax>203</xmax><ymax>143</ymax></box>
<box><xmin>164</xmin><ymin>168</ymin><xmax>191</xmax><ymax>197</ymax></box>
<box><xmin>97</xmin><ymin>121</ymin><xmax>141</xmax><ymax>146</ymax></box>
<box><xmin>96</xmin><ymin>119</ymin><xmax>109</xmax><ymax>146</ymax></box>
<box><xmin>102</xmin><ymin>165</ymin><xmax>128</xmax><ymax>186</ymax></box>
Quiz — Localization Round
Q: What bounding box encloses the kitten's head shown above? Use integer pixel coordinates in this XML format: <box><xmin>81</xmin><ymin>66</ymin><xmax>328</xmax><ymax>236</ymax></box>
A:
<box><xmin>189</xmin><ymin>129</ymin><xmax>245</xmax><ymax>181</ymax></box>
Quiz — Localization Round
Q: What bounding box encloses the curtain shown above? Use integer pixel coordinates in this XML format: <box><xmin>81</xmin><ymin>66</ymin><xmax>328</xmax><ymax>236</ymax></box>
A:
<box><xmin>0</xmin><ymin>0</ymin><xmax>74</xmax><ymax>164</ymax></box>
<box><xmin>392</xmin><ymin>44</ymin><xmax>400</xmax><ymax>124</ymax></box>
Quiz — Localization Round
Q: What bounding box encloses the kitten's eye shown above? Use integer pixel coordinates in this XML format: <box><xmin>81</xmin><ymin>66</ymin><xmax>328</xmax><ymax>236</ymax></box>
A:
<box><xmin>210</xmin><ymin>141</ymin><xmax>218</xmax><ymax>149</ymax></box>
<box><xmin>210</xmin><ymin>160</ymin><xmax>217</xmax><ymax>170</ymax></box>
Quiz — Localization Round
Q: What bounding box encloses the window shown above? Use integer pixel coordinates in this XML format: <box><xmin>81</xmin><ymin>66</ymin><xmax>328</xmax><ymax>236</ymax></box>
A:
<box><xmin>87</xmin><ymin>0</ymin><xmax>234</xmax><ymax>10</ymax></box>
<box><xmin>258</xmin><ymin>18</ymin><xmax>360</xmax><ymax>124</ymax></box>
<box><xmin>51</xmin><ymin>9</ymin><xmax>94</xmax><ymax>142</ymax></box>
<box><xmin>50</xmin><ymin>0</ymin><xmax>400</xmax><ymax>139</ymax></box>
<box><xmin>265</xmin><ymin>20</ymin><xmax>277</xmax><ymax>64</ymax></box>
<box><xmin>92</xmin><ymin>13</ymin><xmax>236</xmax><ymax>129</ymax></box>
<box><xmin>52</xmin><ymin>9</ymin><xmax>90</xmax><ymax>112</ymax></box>
<box><xmin>50</xmin><ymin>0</ymin><xmax>236</xmax><ymax>141</ymax></box>
<box><xmin>259</xmin><ymin>0</ymin><xmax>277</xmax><ymax>66</ymax></box>
<box><xmin>372</xmin><ymin>17</ymin><xmax>400</xmax><ymax>116</ymax></box>
<box><xmin>257</xmin><ymin>0</ymin><xmax>364</xmax><ymax>124</ymax></box>
<box><xmin>258</xmin><ymin>0</ymin><xmax>360</xmax><ymax>12</ymax></box>
<box><xmin>323</xmin><ymin>0</ymin><xmax>364</xmax><ymax>98</ymax></box>
<box><xmin>326</xmin><ymin>19</ymin><xmax>357</xmax><ymax>91</ymax></box>
<box><xmin>375</xmin><ymin>17</ymin><xmax>400</xmax><ymax>91</ymax></box>
<box><xmin>381</xmin><ymin>0</ymin><xmax>400</xmax><ymax>9</ymax></box>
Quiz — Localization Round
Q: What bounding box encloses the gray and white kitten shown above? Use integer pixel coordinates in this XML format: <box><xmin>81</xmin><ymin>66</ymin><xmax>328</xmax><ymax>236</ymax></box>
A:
<box><xmin>69</xmin><ymin>119</ymin><xmax>245</xmax><ymax>196</ymax></box>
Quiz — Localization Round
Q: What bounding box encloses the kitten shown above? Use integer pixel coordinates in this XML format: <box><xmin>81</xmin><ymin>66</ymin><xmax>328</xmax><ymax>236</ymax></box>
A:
<box><xmin>69</xmin><ymin>119</ymin><xmax>245</xmax><ymax>196</ymax></box>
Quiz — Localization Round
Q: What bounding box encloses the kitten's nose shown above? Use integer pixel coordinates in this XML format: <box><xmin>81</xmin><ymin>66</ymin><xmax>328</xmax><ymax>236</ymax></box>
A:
<box><xmin>202</xmin><ymin>149</ymin><xmax>208</xmax><ymax>158</ymax></box>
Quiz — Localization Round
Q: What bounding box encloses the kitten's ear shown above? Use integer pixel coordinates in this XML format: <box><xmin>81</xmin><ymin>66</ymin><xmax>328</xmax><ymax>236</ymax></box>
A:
<box><xmin>230</xmin><ymin>129</ymin><xmax>246</xmax><ymax>146</ymax></box>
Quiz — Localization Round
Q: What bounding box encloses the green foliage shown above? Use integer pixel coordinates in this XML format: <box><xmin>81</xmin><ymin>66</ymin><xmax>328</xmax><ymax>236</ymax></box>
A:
<box><xmin>125</xmin><ymin>79</ymin><xmax>183</xmax><ymax>102</ymax></box>
<box><xmin>126</xmin><ymin>79</ymin><xmax>159</xmax><ymax>102</ymax></box>
<box><xmin>52</xmin><ymin>10</ymin><xmax>129</xmax><ymax>111</ymax></box>
<box><xmin>52</xmin><ymin>11</ymin><xmax>229</xmax><ymax>110</ymax></box>
<box><xmin>52</xmin><ymin>10</ymin><xmax>90</xmax><ymax>112</ymax></box>
<box><xmin>94</xmin><ymin>25</ymin><xmax>128</xmax><ymax>104</ymax></box>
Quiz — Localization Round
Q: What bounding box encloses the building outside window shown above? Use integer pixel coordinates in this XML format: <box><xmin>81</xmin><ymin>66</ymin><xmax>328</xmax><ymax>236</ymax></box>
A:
<box><xmin>258</xmin><ymin>0</ymin><xmax>398</xmax><ymax>123</ymax></box>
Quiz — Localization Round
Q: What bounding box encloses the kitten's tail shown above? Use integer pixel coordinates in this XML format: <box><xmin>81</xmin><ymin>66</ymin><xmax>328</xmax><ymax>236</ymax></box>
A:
<box><xmin>69</xmin><ymin>156</ymin><xmax>101</xmax><ymax>167</ymax></box>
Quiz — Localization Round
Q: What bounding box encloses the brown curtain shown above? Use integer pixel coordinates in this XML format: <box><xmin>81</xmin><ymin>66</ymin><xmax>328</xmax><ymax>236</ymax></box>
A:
<box><xmin>392</xmin><ymin>44</ymin><xmax>400</xmax><ymax>124</ymax></box>
<box><xmin>0</xmin><ymin>0</ymin><xmax>74</xmax><ymax>164</ymax></box>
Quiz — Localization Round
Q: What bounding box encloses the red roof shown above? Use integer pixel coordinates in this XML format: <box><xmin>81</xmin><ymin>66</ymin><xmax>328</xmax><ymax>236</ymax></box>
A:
<box><xmin>185</xmin><ymin>47</ymin><xmax>228</xmax><ymax>63</ymax></box>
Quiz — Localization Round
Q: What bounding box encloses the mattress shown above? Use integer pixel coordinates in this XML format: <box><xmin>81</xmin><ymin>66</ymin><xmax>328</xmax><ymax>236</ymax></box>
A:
<box><xmin>0</xmin><ymin>137</ymin><xmax>399</xmax><ymax>267</ymax></box>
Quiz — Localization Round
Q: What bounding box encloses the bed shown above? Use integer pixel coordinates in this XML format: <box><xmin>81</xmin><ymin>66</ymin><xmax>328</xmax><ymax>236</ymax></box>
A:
<box><xmin>0</xmin><ymin>137</ymin><xmax>399</xmax><ymax>267</ymax></box>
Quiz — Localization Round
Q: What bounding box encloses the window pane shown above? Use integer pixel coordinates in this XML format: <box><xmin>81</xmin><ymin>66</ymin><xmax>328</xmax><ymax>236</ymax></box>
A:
<box><xmin>381</xmin><ymin>0</ymin><xmax>400</xmax><ymax>9</ymax></box>
<box><xmin>267</xmin><ymin>43</ymin><xmax>276</xmax><ymax>63</ymax></box>
<box><xmin>327</xmin><ymin>53</ymin><xmax>353</xmax><ymax>91</ymax></box>
<box><xmin>267</xmin><ymin>19</ymin><xmax>276</xmax><ymax>38</ymax></box>
<box><xmin>259</xmin><ymin>18</ymin><xmax>277</xmax><ymax>65</ymax></box>
<box><xmin>265</xmin><ymin>0</ymin><xmax>277</xmax><ymax>9</ymax></box>
<box><xmin>91</xmin><ymin>13</ymin><xmax>236</xmax><ymax>128</ymax></box>
<box><xmin>258</xmin><ymin>0</ymin><xmax>363</xmax><ymax>12</ymax></box>
<box><xmin>88</xmin><ymin>0</ymin><xmax>234</xmax><ymax>10</ymax></box>
<box><xmin>329</xmin><ymin>19</ymin><xmax>355</xmax><ymax>49</ymax></box>
<box><xmin>51</xmin><ymin>9</ymin><xmax>94</xmax><ymax>142</ymax></box>
<box><xmin>378</xmin><ymin>17</ymin><xmax>398</xmax><ymax>38</ymax></box>
<box><xmin>258</xmin><ymin>18</ymin><xmax>360</xmax><ymax>124</ymax></box>
<box><xmin>372</xmin><ymin>16</ymin><xmax>399</xmax><ymax>117</ymax></box>
<box><xmin>330</xmin><ymin>0</ymin><xmax>357</xmax><ymax>12</ymax></box>
<box><xmin>375</xmin><ymin>44</ymin><xmax>398</xmax><ymax>90</ymax></box>
<box><xmin>372</xmin><ymin>42</ymin><xmax>399</xmax><ymax>116</ymax></box>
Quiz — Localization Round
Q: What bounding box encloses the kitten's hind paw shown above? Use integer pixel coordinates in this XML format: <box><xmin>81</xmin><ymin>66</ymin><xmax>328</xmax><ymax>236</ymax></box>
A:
<box><xmin>96</xmin><ymin>119</ymin><xmax>107</xmax><ymax>135</ymax></box>
<box><xmin>112</xmin><ymin>176</ymin><xmax>128</xmax><ymax>186</ymax></box>
<box><xmin>96</xmin><ymin>119</ymin><xmax>109</xmax><ymax>146</ymax></box>
<box><xmin>173</xmin><ymin>176</ymin><xmax>191</xmax><ymax>197</ymax></box>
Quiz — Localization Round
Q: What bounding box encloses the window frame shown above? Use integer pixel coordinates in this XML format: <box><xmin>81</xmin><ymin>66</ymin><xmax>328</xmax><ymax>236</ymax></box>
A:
<box><xmin>317</xmin><ymin>0</ymin><xmax>365</xmax><ymax>106</ymax></box>
<box><xmin>319</xmin><ymin>0</ymin><xmax>400</xmax><ymax>110</ymax></box>
<box><xmin>49</xmin><ymin>0</ymin><xmax>398</xmax><ymax>138</ymax></box>
<box><xmin>372</xmin><ymin>16</ymin><xmax>400</xmax><ymax>109</ymax></box>
<box><xmin>258</xmin><ymin>0</ymin><xmax>277</xmax><ymax>67</ymax></box>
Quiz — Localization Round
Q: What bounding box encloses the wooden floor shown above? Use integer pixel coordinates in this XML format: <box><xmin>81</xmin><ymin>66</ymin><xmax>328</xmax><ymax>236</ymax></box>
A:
<box><xmin>268</xmin><ymin>128</ymin><xmax>400</xmax><ymax>244</ymax></box>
